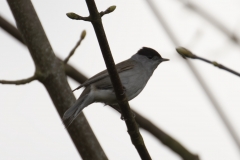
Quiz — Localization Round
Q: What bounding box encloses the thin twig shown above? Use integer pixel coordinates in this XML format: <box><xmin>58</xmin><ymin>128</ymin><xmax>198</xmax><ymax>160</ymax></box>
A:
<box><xmin>0</xmin><ymin>74</ymin><xmax>37</xmax><ymax>85</ymax></box>
<box><xmin>68</xmin><ymin>1</ymin><xmax>152</xmax><ymax>159</ymax></box>
<box><xmin>176</xmin><ymin>47</ymin><xmax>240</xmax><ymax>77</ymax></box>
<box><xmin>145</xmin><ymin>0</ymin><xmax>240</xmax><ymax>157</ymax></box>
<box><xmin>64</xmin><ymin>30</ymin><xmax>86</xmax><ymax>64</ymax></box>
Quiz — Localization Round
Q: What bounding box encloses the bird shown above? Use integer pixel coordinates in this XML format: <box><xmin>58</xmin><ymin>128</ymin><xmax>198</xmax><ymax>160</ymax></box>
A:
<box><xmin>63</xmin><ymin>47</ymin><xmax>169</xmax><ymax>127</ymax></box>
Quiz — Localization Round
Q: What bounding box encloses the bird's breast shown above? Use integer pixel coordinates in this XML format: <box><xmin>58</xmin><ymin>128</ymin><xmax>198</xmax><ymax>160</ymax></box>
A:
<box><xmin>120</xmin><ymin>67</ymin><xmax>149</xmax><ymax>101</ymax></box>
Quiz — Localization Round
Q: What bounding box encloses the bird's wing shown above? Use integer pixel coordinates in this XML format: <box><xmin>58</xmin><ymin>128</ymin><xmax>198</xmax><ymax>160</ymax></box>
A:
<box><xmin>72</xmin><ymin>59</ymin><xmax>135</xmax><ymax>92</ymax></box>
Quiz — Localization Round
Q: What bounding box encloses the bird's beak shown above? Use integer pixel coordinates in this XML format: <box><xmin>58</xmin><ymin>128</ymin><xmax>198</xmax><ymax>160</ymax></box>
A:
<box><xmin>160</xmin><ymin>58</ymin><xmax>169</xmax><ymax>62</ymax></box>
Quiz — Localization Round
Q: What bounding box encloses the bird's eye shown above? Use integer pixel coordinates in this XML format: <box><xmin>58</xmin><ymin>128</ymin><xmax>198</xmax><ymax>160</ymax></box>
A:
<box><xmin>147</xmin><ymin>55</ymin><xmax>154</xmax><ymax>59</ymax></box>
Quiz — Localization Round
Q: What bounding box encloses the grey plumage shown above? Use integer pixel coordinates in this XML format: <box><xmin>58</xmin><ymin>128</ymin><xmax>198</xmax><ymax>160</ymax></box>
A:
<box><xmin>63</xmin><ymin>47</ymin><xmax>169</xmax><ymax>127</ymax></box>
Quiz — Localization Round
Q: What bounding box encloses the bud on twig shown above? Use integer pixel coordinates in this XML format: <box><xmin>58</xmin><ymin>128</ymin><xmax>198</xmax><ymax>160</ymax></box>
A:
<box><xmin>106</xmin><ymin>5</ymin><xmax>116</xmax><ymax>13</ymax></box>
<box><xmin>66</xmin><ymin>12</ymin><xmax>81</xmax><ymax>20</ymax></box>
<box><xmin>176</xmin><ymin>47</ymin><xmax>196</xmax><ymax>59</ymax></box>
<box><xmin>66</xmin><ymin>12</ymin><xmax>91</xmax><ymax>21</ymax></box>
<box><xmin>81</xmin><ymin>30</ymin><xmax>86</xmax><ymax>39</ymax></box>
<box><xmin>100</xmin><ymin>5</ymin><xmax>116</xmax><ymax>17</ymax></box>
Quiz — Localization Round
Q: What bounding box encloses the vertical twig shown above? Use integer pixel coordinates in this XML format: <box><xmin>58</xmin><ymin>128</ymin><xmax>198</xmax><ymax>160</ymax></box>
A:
<box><xmin>83</xmin><ymin>0</ymin><xmax>152</xmax><ymax>159</ymax></box>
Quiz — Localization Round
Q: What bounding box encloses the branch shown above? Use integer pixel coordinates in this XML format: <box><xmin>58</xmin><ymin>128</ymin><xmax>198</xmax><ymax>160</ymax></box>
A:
<box><xmin>145</xmin><ymin>0</ymin><xmax>240</xmax><ymax>157</ymax></box>
<box><xmin>145</xmin><ymin>0</ymin><xmax>240</xmax><ymax>152</ymax></box>
<box><xmin>7</xmin><ymin>0</ymin><xmax>107</xmax><ymax>159</ymax></box>
<box><xmin>0</xmin><ymin>15</ymin><xmax>88</xmax><ymax>83</ymax></box>
<box><xmin>178</xmin><ymin>0</ymin><xmax>239</xmax><ymax>44</ymax></box>
<box><xmin>0</xmin><ymin>74</ymin><xmax>37</xmax><ymax>85</ymax></box>
<box><xmin>0</xmin><ymin>11</ymin><xmax>199</xmax><ymax>160</ymax></box>
<box><xmin>0</xmin><ymin>15</ymin><xmax>25</xmax><ymax>44</ymax></box>
<box><xmin>79</xmin><ymin>1</ymin><xmax>151</xmax><ymax>159</ymax></box>
<box><xmin>110</xmin><ymin>104</ymin><xmax>199</xmax><ymax>160</ymax></box>
<box><xmin>134</xmin><ymin>112</ymin><xmax>199</xmax><ymax>160</ymax></box>
<box><xmin>176</xmin><ymin>47</ymin><xmax>240</xmax><ymax>77</ymax></box>
<box><xmin>64</xmin><ymin>30</ymin><xmax>86</xmax><ymax>64</ymax></box>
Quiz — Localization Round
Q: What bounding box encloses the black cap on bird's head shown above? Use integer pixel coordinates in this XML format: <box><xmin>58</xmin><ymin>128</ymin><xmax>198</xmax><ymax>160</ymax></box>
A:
<box><xmin>137</xmin><ymin>47</ymin><xmax>169</xmax><ymax>62</ymax></box>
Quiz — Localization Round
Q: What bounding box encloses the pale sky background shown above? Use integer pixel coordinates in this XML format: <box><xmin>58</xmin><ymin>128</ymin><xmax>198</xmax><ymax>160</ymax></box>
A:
<box><xmin>1</xmin><ymin>0</ymin><xmax>240</xmax><ymax>159</ymax></box>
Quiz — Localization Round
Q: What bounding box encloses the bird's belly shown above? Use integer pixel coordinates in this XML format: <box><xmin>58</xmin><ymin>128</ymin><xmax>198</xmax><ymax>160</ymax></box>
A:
<box><xmin>93</xmin><ymin>89</ymin><xmax>117</xmax><ymax>105</ymax></box>
<box><xmin>94</xmin><ymin>86</ymin><xmax>144</xmax><ymax>105</ymax></box>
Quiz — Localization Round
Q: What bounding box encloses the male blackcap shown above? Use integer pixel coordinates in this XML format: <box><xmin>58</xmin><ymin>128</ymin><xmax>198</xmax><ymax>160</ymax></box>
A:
<box><xmin>63</xmin><ymin>47</ymin><xmax>169</xmax><ymax>126</ymax></box>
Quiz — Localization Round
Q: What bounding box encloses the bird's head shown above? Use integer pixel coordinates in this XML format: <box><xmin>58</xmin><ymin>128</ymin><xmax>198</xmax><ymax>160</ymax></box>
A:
<box><xmin>132</xmin><ymin>47</ymin><xmax>169</xmax><ymax>72</ymax></box>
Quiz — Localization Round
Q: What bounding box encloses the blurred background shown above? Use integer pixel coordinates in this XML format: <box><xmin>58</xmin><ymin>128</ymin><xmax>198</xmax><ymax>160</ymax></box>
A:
<box><xmin>1</xmin><ymin>0</ymin><xmax>240</xmax><ymax>159</ymax></box>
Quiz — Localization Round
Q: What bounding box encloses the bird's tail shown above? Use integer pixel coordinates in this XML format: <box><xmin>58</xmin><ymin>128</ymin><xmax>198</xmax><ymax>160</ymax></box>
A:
<box><xmin>63</xmin><ymin>93</ymin><xmax>93</xmax><ymax>128</ymax></box>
